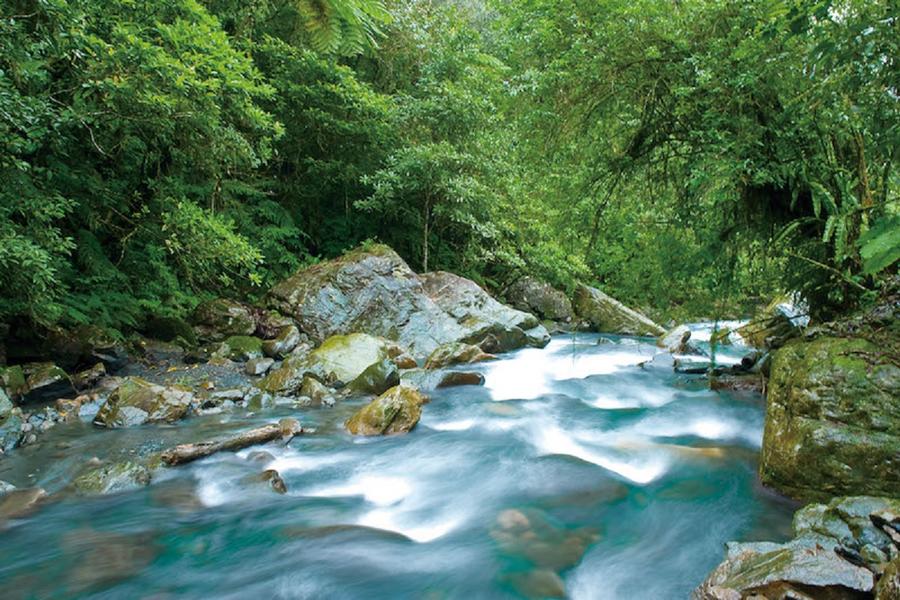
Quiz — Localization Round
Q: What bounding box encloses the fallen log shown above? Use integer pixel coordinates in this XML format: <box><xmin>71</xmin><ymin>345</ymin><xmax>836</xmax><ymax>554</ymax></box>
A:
<box><xmin>160</xmin><ymin>418</ymin><xmax>302</xmax><ymax>466</ymax></box>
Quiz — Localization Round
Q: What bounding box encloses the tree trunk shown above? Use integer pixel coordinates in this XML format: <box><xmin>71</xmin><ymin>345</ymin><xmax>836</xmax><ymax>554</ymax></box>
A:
<box><xmin>423</xmin><ymin>200</ymin><xmax>431</xmax><ymax>273</ymax></box>
<box><xmin>159</xmin><ymin>419</ymin><xmax>301</xmax><ymax>466</ymax></box>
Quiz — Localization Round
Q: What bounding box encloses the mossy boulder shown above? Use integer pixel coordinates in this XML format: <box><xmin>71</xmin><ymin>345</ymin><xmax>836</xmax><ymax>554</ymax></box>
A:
<box><xmin>259</xmin><ymin>333</ymin><xmax>391</xmax><ymax>394</ymax></box>
<box><xmin>306</xmin><ymin>333</ymin><xmax>391</xmax><ymax>384</ymax></box>
<box><xmin>878</xmin><ymin>558</ymin><xmax>900</xmax><ymax>600</ymax></box>
<box><xmin>694</xmin><ymin>496</ymin><xmax>899</xmax><ymax>599</ymax></box>
<box><xmin>299</xmin><ymin>376</ymin><xmax>333</xmax><ymax>406</ymax></box>
<box><xmin>573</xmin><ymin>284</ymin><xmax>665</xmax><ymax>336</ymax></box>
<box><xmin>760</xmin><ymin>336</ymin><xmax>900</xmax><ymax>501</ymax></box>
<box><xmin>72</xmin><ymin>461</ymin><xmax>151</xmax><ymax>495</ymax></box>
<box><xmin>345</xmin><ymin>385</ymin><xmax>427</xmax><ymax>435</ymax></box>
<box><xmin>349</xmin><ymin>358</ymin><xmax>400</xmax><ymax>395</ymax></box>
<box><xmin>0</xmin><ymin>365</ymin><xmax>25</xmax><ymax>398</ymax></box>
<box><xmin>424</xmin><ymin>342</ymin><xmax>496</xmax><ymax>369</ymax></box>
<box><xmin>94</xmin><ymin>377</ymin><xmax>194</xmax><ymax>428</ymax></box>
<box><xmin>223</xmin><ymin>336</ymin><xmax>264</xmax><ymax>362</ymax></box>
<box><xmin>192</xmin><ymin>298</ymin><xmax>256</xmax><ymax>341</ymax></box>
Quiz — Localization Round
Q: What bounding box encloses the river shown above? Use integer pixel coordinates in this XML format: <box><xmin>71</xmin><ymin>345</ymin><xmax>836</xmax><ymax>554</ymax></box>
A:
<box><xmin>0</xmin><ymin>330</ymin><xmax>797</xmax><ymax>599</ymax></box>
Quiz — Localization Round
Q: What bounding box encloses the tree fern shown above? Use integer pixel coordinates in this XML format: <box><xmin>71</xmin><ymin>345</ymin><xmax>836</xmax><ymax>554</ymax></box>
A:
<box><xmin>295</xmin><ymin>0</ymin><xmax>391</xmax><ymax>55</ymax></box>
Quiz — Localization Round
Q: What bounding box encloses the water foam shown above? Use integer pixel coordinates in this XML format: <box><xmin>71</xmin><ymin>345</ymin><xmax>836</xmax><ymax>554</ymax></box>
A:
<box><xmin>533</xmin><ymin>425</ymin><xmax>669</xmax><ymax>484</ymax></box>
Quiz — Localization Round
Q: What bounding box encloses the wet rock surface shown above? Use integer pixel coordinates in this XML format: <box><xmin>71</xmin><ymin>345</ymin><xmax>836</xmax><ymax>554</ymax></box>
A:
<box><xmin>345</xmin><ymin>385</ymin><xmax>427</xmax><ymax>435</ymax></box>
<box><xmin>694</xmin><ymin>496</ymin><xmax>900</xmax><ymax>600</ymax></box>
<box><xmin>573</xmin><ymin>284</ymin><xmax>665</xmax><ymax>336</ymax></box>
<box><xmin>94</xmin><ymin>377</ymin><xmax>194</xmax><ymax>428</ymax></box>
<box><xmin>267</xmin><ymin>245</ymin><xmax>547</xmax><ymax>359</ymax></box>
<box><xmin>760</xmin><ymin>336</ymin><xmax>900</xmax><ymax>501</ymax></box>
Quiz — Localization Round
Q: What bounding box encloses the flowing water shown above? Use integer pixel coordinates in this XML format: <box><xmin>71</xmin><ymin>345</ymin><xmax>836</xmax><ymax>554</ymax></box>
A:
<box><xmin>0</xmin><ymin>331</ymin><xmax>797</xmax><ymax>599</ymax></box>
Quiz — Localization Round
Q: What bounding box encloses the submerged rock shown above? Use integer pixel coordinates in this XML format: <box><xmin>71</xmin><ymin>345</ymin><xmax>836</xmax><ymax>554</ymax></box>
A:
<box><xmin>573</xmin><ymin>284</ymin><xmax>665</xmax><ymax>336</ymax></box>
<box><xmin>424</xmin><ymin>342</ymin><xmax>496</xmax><ymax>369</ymax></box>
<box><xmin>94</xmin><ymin>377</ymin><xmax>194</xmax><ymax>428</ymax></box>
<box><xmin>694</xmin><ymin>496</ymin><xmax>899</xmax><ymax>600</ymax></box>
<box><xmin>72</xmin><ymin>461</ymin><xmax>151</xmax><ymax>495</ymax></box>
<box><xmin>63</xmin><ymin>529</ymin><xmax>159</xmax><ymax>594</ymax></box>
<box><xmin>266</xmin><ymin>245</ymin><xmax>547</xmax><ymax>360</ymax></box>
<box><xmin>261</xmin><ymin>469</ymin><xmax>287</xmax><ymax>494</ymax></box>
<box><xmin>345</xmin><ymin>385</ymin><xmax>427</xmax><ymax>435</ymax></box>
<box><xmin>0</xmin><ymin>487</ymin><xmax>48</xmax><ymax>522</ymax></box>
<box><xmin>504</xmin><ymin>276</ymin><xmax>574</xmax><ymax>323</ymax></box>
<box><xmin>760</xmin><ymin>336</ymin><xmax>900</xmax><ymax>501</ymax></box>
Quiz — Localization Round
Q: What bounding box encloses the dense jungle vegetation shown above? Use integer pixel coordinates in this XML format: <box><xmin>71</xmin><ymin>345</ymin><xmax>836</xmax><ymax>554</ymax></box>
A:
<box><xmin>1</xmin><ymin>0</ymin><xmax>897</xmax><ymax>333</ymax></box>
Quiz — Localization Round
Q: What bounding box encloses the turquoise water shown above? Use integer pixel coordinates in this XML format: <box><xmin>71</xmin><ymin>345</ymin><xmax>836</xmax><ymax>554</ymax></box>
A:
<box><xmin>0</xmin><ymin>333</ymin><xmax>796</xmax><ymax>599</ymax></box>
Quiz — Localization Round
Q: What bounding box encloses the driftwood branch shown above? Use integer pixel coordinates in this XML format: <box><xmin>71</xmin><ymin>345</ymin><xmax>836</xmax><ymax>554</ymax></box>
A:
<box><xmin>160</xmin><ymin>419</ymin><xmax>302</xmax><ymax>466</ymax></box>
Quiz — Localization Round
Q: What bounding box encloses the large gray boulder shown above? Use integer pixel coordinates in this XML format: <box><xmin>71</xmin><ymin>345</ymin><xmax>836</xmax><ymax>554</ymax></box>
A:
<box><xmin>573</xmin><ymin>284</ymin><xmax>665</xmax><ymax>336</ymax></box>
<box><xmin>420</xmin><ymin>271</ymin><xmax>550</xmax><ymax>351</ymax></box>
<box><xmin>694</xmin><ymin>496</ymin><xmax>898</xmax><ymax>599</ymax></box>
<box><xmin>267</xmin><ymin>245</ymin><xmax>549</xmax><ymax>359</ymax></box>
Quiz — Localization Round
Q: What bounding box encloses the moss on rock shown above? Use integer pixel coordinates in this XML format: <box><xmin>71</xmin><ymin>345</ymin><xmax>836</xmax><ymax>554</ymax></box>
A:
<box><xmin>345</xmin><ymin>385</ymin><xmax>427</xmax><ymax>435</ymax></box>
<box><xmin>760</xmin><ymin>336</ymin><xmax>900</xmax><ymax>501</ymax></box>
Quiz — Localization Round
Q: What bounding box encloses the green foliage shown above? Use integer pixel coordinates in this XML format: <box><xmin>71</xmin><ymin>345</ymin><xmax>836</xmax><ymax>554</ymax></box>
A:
<box><xmin>859</xmin><ymin>213</ymin><xmax>900</xmax><ymax>276</ymax></box>
<box><xmin>2</xmin><ymin>0</ymin><xmax>895</xmax><ymax>337</ymax></box>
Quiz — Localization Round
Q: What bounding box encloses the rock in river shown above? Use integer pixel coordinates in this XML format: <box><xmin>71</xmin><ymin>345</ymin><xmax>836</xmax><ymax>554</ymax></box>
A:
<box><xmin>694</xmin><ymin>496</ymin><xmax>900</xmax><ymax>600</ymax></box>
<box><xmin>266</xmin><ymin>244</ymin><xmax>548</xmax><ymax>360</ymax></box>
<box><xmin>259</xmin><ymin>333</ymin><xmax>395</xmax><ymax>394</ymax></box>
<box><xmin>424</xmin><ymin>342</ymin><xmax>495</xmax><ymax>369</ymax></box>
<box><xmin>573</xmin><ymin>284</ymin><xmax>665</xmax><ymax>336</ymax></box>
<box><xmin>760</xmin><ymin>335</ymin><xmax>900</xmax><ymax>501</ymax></box>
<box><xmin>94</xmin><ymin>377</ymin><xmax>194</xmax><ymax>428</ymax></box>
<box><xmin>72</xmin><ymin>461</ymin><xmax>151</xmax><ymax>495</ymax></box>
<box><xmin>345</xmin><ymin>385</ymin><xmax>427</xmax><ymax>436</ymax></box>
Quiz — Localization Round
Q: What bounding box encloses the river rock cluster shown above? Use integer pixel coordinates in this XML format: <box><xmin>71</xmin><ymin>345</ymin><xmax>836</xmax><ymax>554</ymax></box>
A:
<box><xmin>2</xmin><ymin>244</ymin><xmax>661</xmax><ymax>507</ymax></box>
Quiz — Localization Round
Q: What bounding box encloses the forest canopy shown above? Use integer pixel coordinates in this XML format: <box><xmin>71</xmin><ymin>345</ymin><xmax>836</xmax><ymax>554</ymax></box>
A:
<box><xmin>1</xmin><ymin>0</ymin><xmax>897</xmax><ymax>333</ymax></box>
